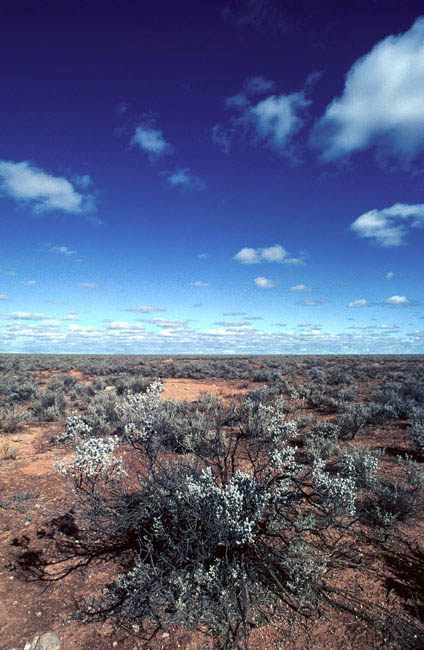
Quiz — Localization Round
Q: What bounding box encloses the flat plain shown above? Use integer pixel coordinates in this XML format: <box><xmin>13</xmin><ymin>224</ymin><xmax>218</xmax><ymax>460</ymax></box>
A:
<box><xmin>0</xmin><ymin>354</ymin><xmax>423</xmax><ymax>650</ymax></box>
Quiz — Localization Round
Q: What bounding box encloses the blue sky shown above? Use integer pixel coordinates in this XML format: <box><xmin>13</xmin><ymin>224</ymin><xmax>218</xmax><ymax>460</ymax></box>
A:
<box><xmin>1</xmin><ymin>0</ymin><xmax>424</xmax><ymax>354</ymax></box>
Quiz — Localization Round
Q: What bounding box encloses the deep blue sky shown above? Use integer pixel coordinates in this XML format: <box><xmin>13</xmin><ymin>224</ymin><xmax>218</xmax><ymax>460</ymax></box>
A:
<box><xmin>1</xmin><ymin>0</ymin><xmax>424</xmax><ymax>354</ymax></box>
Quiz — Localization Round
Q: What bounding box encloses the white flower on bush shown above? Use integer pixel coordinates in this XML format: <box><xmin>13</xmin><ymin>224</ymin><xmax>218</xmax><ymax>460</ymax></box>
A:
<box><xmin>179</xmin><ymin>468</ymin><xmax>270</xmax><ymax>546</ymax></box>
<box><xmin>312</xmin><ymin>458</ymin><xmax>357</xmax><ymax>517</ymax></box>
<box><xmin>116</xmin><ymin>380</ymin><xmax>163</xmax><ymax>443</ymax></box>
<box><xmin>57</xmin><ymin>411</ymin><xmax>93</xmax><ymax>442</ymax></box>
<box><xmin>55</xmin><ymin>436</ymin><xmax>125</xmax><ymax>480</ymax></box>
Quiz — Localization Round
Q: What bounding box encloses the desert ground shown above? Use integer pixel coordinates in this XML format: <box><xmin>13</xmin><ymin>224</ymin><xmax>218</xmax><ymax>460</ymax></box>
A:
<box><xmin>0</xmin><ymin>355</ymin><xmax>423</xmax><ymax>650</ymax></box>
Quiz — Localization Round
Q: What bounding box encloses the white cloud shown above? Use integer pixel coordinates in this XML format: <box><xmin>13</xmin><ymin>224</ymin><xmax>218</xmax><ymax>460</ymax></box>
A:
<box><xmin>254</xmin><ymin>276</ymin><xmax>277</xmax><ymax>288</ymax></box>
<box><xmin>247</xmin><ymin>93</ymin><xmax>310</xmax><ymax>152</ymax></box>
<box><xmin>162</xmin><ymin>168</ymin><xmax>206</xmax><ymax>191</ymax></box>
<box><xmin>63</xmin><ymin>313</ymin><xmax>80</xmax><ymax>321</ymax></box>
<box><xmin>191</xmin><ymin>281</ymin><xmax>210</xmax><ymax>287</ymax></box>
<box><xmin>350</xmin><ymin>203</ymin><xmax>424</xmax><ymax>247</ymax></box>
<box><xmin>348</xmin><ymin>299</ymin><xmax>372</xmax><ymax>308</ymax></box>
<box><xmin>211</xmin><ymin>124</ymin><xmax>231</xmax><ymax>153</ymax></box>
<box><xmin>131</xmin><ymin>126</ymin><xmax>173</xmax><ymax>157</ymax></box>
<box><xmin>289</xmin><ymin>284</ymin><xmax>312</xmax><ymax>292</ymax></box>
<box><xmin>260</xmin><ymin>244</ymin><xmax>286</xmax><ymax>262</ymax></box>
<box><xmin>300</xmin><ymin>299</ymin><xmax>328</xmax><ymax>306</ymax></box>
<box><xmin>198</xmin><ymin>253</ymin><xmax>209</xmax><ymax>260</ymax></box>
<box><xmin>384</xmin><ymin>295</ymin><xmax>411</xmax><ymax>307</ymax></box>
<box><xmin>78</xmin><ymin>282</ymin><xmax>101</xmax><ymax>290</ymax></box>
<box><xmin>22</xmin><ymin>280</ymin><xmax>36</xmax><ymax>286</ymax></box>
<box><xmin>49</xmin><ymin>244</ymin><xmax>77</xmax><ymax>256</ymax></box>
<box><xmin>386</xmin><ymin>271</ymin><xmax>394</xmax><ymax>279</ymax></box>
<box><xmin>0</xmin><ymin>312</ymin><xmax>49</xmax><ymax>320</ymax></box>
<box><xmin>312</xmin><ymin>17</ymin><xmax>424</xmax><ymax>161</ymax></box>
<box><xmin>138</xmin><ymin>318</ymin><xmax>189</xmax><ymax>329</ymax></box>
<box><xmin>234</xmin><ymin>247</ymin><xmax>260</xmax><ymax>264</ymax></box>
<box><xmin>0</xmin><ymin>160</ymin><xmax>94</xmax><ymax>213</ymax></box>
<box><xmin>243</xmin><ymin>75</ymin><xmax>275</xmax><ymax>96</ymax></box>
<box><xmin>218</xmin><ymin>77</ymin><xmax>310</xmax><ymax>156</ymax></box>
<box><xmin>0</xmin><ymin>295</ymin><xmax>9</xmax><ymax>300</ymax></box>
<box><xmin>234</xmin><ymin>244</ymin><xmax>284</xmax><ymax>263</ymax></box>
<box><xmin>125</xmin><ymin>306</ymin><xmax>166</xmax><ymax>313</ymax></box>
<box><xmin>234</xmin><ymin>244</ymin><xmax>303</xmax><ymax>265</ymax></box>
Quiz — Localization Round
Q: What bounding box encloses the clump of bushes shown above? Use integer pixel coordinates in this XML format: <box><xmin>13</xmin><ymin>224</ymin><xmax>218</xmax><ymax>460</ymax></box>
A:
<box><xmin>53</xmin><ymin>379</ymin><xmax>424</xmax><ymax>649</ymax></box>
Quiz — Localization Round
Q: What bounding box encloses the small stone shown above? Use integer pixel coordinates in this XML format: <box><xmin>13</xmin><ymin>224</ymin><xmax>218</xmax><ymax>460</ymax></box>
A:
<box><xmin>162</xmin><ymin>632</ymin><xmax>170</xmax><ymax>638</ymax></box>
<box><xmin>34</xmin><ymin>632</ymin><xmax>61</xmax><ymax>650</ymax></box>
<box><xmin>36</xmin><ymin>612</ymin><xmax>42</xmax><ymax>617</ymax></box>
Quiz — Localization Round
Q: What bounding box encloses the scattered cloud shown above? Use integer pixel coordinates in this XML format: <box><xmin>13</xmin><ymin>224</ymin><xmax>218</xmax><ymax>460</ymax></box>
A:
<box><xmin>63</xmin><ymin>313</ymin><xmax>80</xmax><ymax>321</ymax></box>
<box><xmin>192</xmin><ymin>303</ymin><xmax>203</xmax><ymax>308</ymax></box>
<box><xmin>254</xmin><ymin>276</ymin><xmax>277</xmax><ymax>288</ymax></box>
<box><xmin>78</xmin><ymin>282</ymin><xmax>101</xmax><ymax>290</ymax></box>
<box><xmin>347</xmin><ymin>299</ymin><xmax>373</xmax><ymax>308</ymax></box>
<box><xmin>48</xmin><ymin>244</ymin><xmax>77</xmax><ymax>256</ymax></box>
<box><xmin>162</xmin><ymin>168</ymin><xmax>206</xmax><ymax>191</ymax></box>
<box><xmin>0</xmin><ymin>312</ymin><xmax>49</xmax><ymax>320</ymax></box>
<box><xmin>224</xmin><ymin>87</ymin><xmax>310</xmax><ymax>156</ymax></box>
<box><xmin>223</xmin><ymin>312</ymin><xmax>247</xmax><ymax>316</ymax></box>
<box><xmin>138</xmin><ymin>318</ymin><xmax>189</xmax><ymax>329</ymax></box>
<box><xmin>0</xmin><ymin>295</ymin><xmax>9</xmax><ymax>300</ymax></box>
<box><xmin>125</xmin><ymin>306</ymin><xmax>166</xmax><ymax>314</ymax></box>
<box><xmin>234</xmin><ymin>244</ymin><xmax>303</xmax><ymax>265</ymax></box>
<box><xmin>211</xmin><ymin>124</ymin><xmax>231</xmax><ymax>153</ymax></box>
<box><xmin>243</xmin><ymin>75</ymin><xmax>275</xmax><ymax>96</ymax></box>
<box><xmin>0</xmin><ymin>160</ymin><xmax>95</xmax><ymax>214</ymax></box>
<box><xmin>198</xmin><ymin>253</ymin><xmax>209</xmax><ymax>260</ymax></box>
<box><xmin>384</xmin><ymin>295</ymin><xmax>412</xmax><ymax>307</ymax></box>
<box><xmin>386</xmin><ymin>271</ymin><xmax>394</xmax><ymax>279</ymax></box>
<box><xmin>299</xmin><ymin>299</ymin><xmax>328</xmax><ymax>306</ymax></box>
<box><xmin>22</xmin><ymin>280</ymin><xmax>36</xmax><ymax>286</ymax></box>
<box><xmin>312</xmin><ymin>17</ymin><xmax>424</xmax><ymax>162</ymax></box>
<box><xmin>289</xmin><ymin>284</ymin><xmax>312</xmax><ymax>292</ymax></box>
<box><xmin>272</xmin><ymin>322</ymin><xmax>287</xmax><ymax>328</ymax></box>
<box><xmin>350</xmin><ymin>203</ymin><xmax>424</xmax><ymax>247</ymax></box>
<box><xmin>191</xmin><ymin>281</ymin><xmax>210</xmax><ymax>287</ymax></box>
<box><xmin>131</xmin><ymin>126</ymin><xmax>174</xmax><ymax>158</ymax></box>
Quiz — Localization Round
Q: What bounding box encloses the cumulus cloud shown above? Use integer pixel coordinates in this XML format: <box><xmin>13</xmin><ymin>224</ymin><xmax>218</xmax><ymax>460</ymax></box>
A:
<box><xmin>0</xmin><ymin>160</ymin><xmax>95</xmax><ymax>214</ymax></box>
<box><xmin>350</xmin><ymin>203</ymin><xmax>424</xmax><ymax>247</ymax></box>
<box><xmin>125</xmin><ymin>306</ymin><xmax>166</xmax><ymax>313</ymax></box>
<box><xmin>254</xmin><ymin>276</ymin><xmax>277</xmax><ymax>288</ymax></box>
<box><xmin>233</xmin><ymin>244</ymin><xmax>303</xmax><ymax>265</ymax></box>
<box><xmin>290</xmin><ymin>284</ymin><xmax>312</xmax><ymax>292</ymax></box>
<box><xmin>347</xmin><ymin>299</ymin><xmax>373</xmax><ymax>308</ymax></box>
<box><xmin>312</xmin><ymin>17</ymin><xmax>424</xmax><ymax>162</ymax></box>
<box><xmin>162</xmin><ymin>168</ymin><xmax>206</xmax><ymax>191</ymax></box>
<box><xmin>131</xmin><ymin>126</ymin><xmax>174</xmax><ymax>158</ymax></box>
<box><xmin>384</xmin><ymin>295</ymin><xmax>412</xmax><ymax>307</ymax></box>
<box><xmin>386</xmin><ymin>271</ymin><xmax>394</xmax><ymax>279</ymax></box>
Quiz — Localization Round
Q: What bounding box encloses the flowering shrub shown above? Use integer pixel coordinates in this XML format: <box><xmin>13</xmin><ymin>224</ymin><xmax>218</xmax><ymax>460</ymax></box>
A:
<box><xmin>53</xmin><ymin>377</ymin><xmax>424</xmax><ymax>648</ymax></box>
